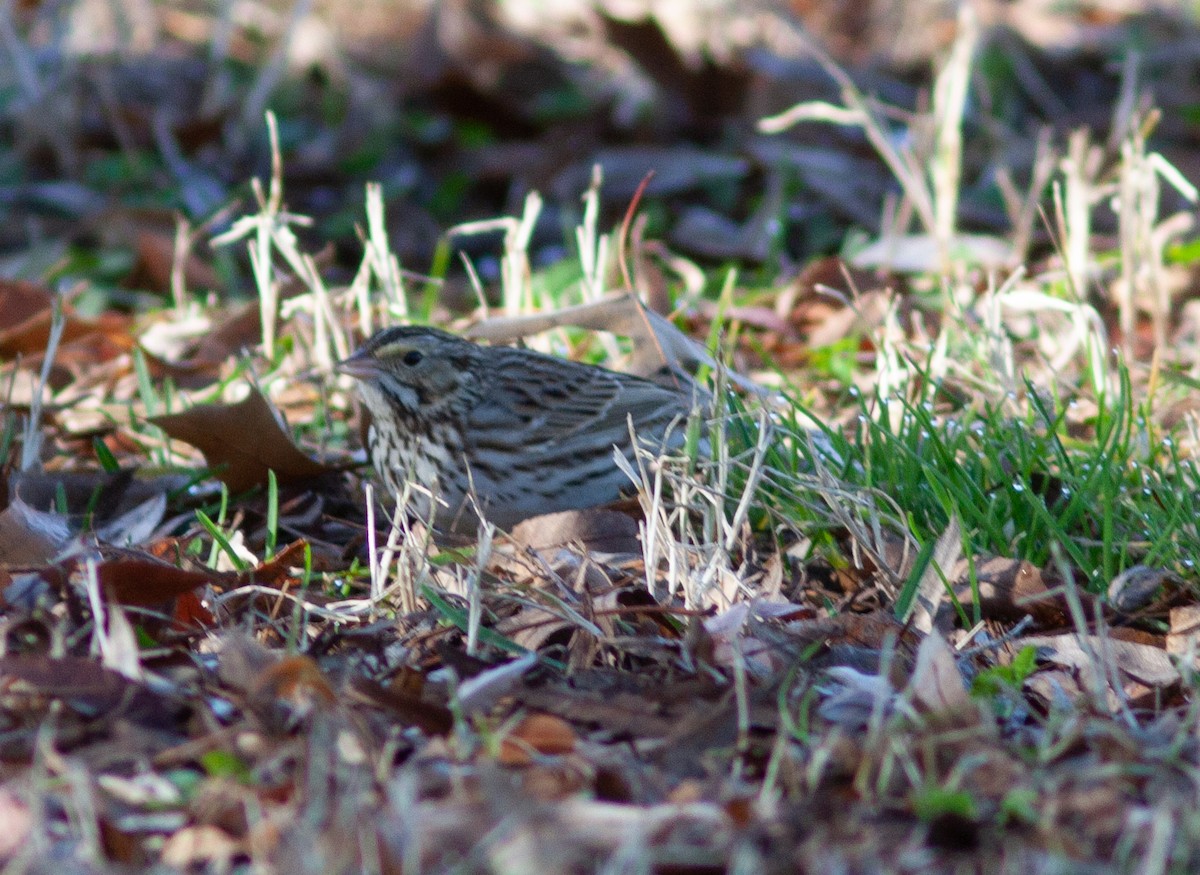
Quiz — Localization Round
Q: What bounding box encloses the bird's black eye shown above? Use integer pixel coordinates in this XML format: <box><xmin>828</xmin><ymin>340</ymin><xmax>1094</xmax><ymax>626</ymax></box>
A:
<box><xmin>402</xmin><ymin>350</ymin><xmax>423</xmax><ymax>366</ymax></box>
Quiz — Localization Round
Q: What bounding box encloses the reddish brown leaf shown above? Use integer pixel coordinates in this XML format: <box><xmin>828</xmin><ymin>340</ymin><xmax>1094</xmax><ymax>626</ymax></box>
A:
<box><xmin>498</xmin><ymin>713</ymin><xmax>577</xmax><ymax>765</ymax></box>
<box><xmin>96</xmin><ymin>557</ymin><xmax>216</xmax><ymax>607</ymax></box>
<box><xmin>950</xmin><ymin>556</ymin><xmax>1067</xmax><ymax>627</ymax></box>
<box><xmin>125</xmin><ymin>229</ymin><xmax>221</xmax><ymax>295</ymax></box>
<box><xmin>0</xmin><ymin>278</ymin><xmax>133</xmax><ymax>363</ymax></box>
<box><xmin>244</xmin><ymin>540</ymin><xmax>312</xmax><ymax>588</ymax></box>
<box><xmin>140</xmin><ymin>302</ymin><xmax>263</xmax><ymax>390</ymax></box>
<box><xmin>0</xmin><ymin>278</ymin><xmax>54</xmax><ymax>328</ymax></box>
<box><xmin>250</xmin><ymin>655</ymin><xmax>338</xmax><ymax>714</ymax></box>
<box><xmin>172</xmin><ymin>591</ymin><xmax>215</xmax><ymax>630</ymax></box>
<box><xmin>150</xmin><ymin>387</ymin><xmax>332</xmax><ymax>492</ymax></box>
<box><xmin>191</xmin><ymin>302</ymin><xmax>263</xmax><ymax>367</ymax></box>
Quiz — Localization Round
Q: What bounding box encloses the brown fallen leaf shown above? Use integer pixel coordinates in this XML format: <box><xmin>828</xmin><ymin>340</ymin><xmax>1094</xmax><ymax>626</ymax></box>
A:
<box><xmin>6</xmin><ymin>470</ymin><xmax>171</xmax><ymax>551</ymax></box>
<box><xmin>0</xmin><ymin>499</ymin><xmax>69</xmax><ymax>566</ymax></box>
<box><xmin>125</xmin><ymin>228</ymin><xmax>221</xmax><ymax>295</ymax></box>
<box><xmin>0</xmin><ymin>279</ymin><xmax>134</xmax><ymax>364</ymax></box>
<box><xmin>510</xmin><ymin>508</ymin><xmax>641</xmax><ymax>554</ymax></box>
<box><xmin>142</xmin><ymin>302</ymin><xmax>265</xmax><ymax>389</ymax></box>
<box><xmin>1167</xmin><ymin>605</ymin><xmax>1200</xmax><ymax>659</ymax></box>
<box><xmin>498</xmin><ymin>713</ymin><xmax>577</xmax><ymax>765</ymax></box>
<box><xmin>150</xmin><ymin>387</ymin><xmax>333</xmax><ymax>492</ymax></box>
<box><xmin>0</xmin><ymin>655</ymin><xmax>181</xmax><ymax>726</ymax></box>
<box><xmin>1021</xmin><ymin>633</ymin><xmax>1179</xmax><ymax>712</ymax></box>
<box><xmin>906</xmin><ymin>631</ymin><xmax>976</xmax><ymax>720</ymax></box>
<box><xmin>348</xmin><ymin>676</ymin><xmax>454</xmax><ymax>737</ymax></box>
<box><xmin>946</xmin><ymin>556</ymin><xmax>1068</xmax><ymax>627</ymax></box>
<box><xmin>0</xmin><ymin>278</ymin><xmax>56</xmax><ymax>330</ymax></box>
<box><xmin>96</xmin><ymin>556</ymin><xmax>219</xmax><ymax>607</ymax></box>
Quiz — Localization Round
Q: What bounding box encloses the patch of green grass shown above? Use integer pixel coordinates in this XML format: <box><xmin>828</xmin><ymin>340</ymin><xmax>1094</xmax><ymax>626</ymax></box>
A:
<box><xmin>734</xmin><ymin>360</ymin><xmax>1200</xmax><ymax>595</ymax></box>
<box><xmin>911</xmin><ymin>784</ymin><xmax>978</xmax><ymax>822</ymax></box>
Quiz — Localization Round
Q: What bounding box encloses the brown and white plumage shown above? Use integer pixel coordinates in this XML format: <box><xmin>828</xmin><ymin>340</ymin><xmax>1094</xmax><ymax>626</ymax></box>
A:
<box><xmin>337</xmin><ymin>325</ymin><xmax>699</xmax><ymax>530</ymax></box>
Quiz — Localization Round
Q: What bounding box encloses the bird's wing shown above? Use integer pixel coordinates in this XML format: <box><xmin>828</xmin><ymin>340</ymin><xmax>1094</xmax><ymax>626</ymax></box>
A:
<box><xmin>465</xmin><ymin>353</ymin><xmax>693</xmax><ymax>452</ymax></box>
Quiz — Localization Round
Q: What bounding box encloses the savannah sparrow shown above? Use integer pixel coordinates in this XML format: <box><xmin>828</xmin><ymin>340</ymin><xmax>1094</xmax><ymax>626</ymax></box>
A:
<box><xmin>337</xmin><ymin>325</ymin><xmax>701</xmax><ymax>531</ymax></box>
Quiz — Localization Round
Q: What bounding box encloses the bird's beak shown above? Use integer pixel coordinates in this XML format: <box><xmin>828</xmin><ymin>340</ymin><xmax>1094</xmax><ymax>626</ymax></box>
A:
<box><xmin>334</xmin><ymin>349</ymin><xmax>382</xmax><ymax>381</ymax></box>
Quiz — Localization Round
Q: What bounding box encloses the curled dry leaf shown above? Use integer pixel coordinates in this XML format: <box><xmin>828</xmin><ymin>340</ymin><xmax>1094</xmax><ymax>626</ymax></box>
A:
<box><xmin>1021</xmin><ymin>633</ymin><xmax>1180</xmax><ymax>712</ymax></box>
<box><xmin>498</xmin><ymin>712</ymin><xmax>577</xmax><ymax>765</ymax></box>
<box><xmin>907</xmin><ymin>631</ymin><xmax>973</xmax><ymax>718</ymax></box>
<box><xmin>150</xmin><ymin>386</ymin><xmax>332</xmax><ymax>492</ymax></box>
<box><xmin>1107</xmin><ymin>565</ymin><xmax>1182</xmax><ymax>615</ymax></box>
<box><xmin>10</xmin><ymin>469</ymin><xmax>173</xmax><ymax>539</ymax></box>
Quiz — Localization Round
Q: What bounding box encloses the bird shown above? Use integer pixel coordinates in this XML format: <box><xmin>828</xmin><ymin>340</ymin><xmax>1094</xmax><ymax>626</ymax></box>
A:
<box><xmin>336</xmin><ymin>325</ymin><xmax>702</xmax><ymax>531</ymax></box>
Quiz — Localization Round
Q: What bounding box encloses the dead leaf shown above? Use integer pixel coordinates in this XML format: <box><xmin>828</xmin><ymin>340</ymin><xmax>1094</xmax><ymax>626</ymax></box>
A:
<box><xmin>0</xmin><ymin>499</ymin><xmax>69</xmax><ymax>566</ymax></box>
<box><xmin>348</xmin><ymin>676</ymin><xmax>453</xmax><ymax>736</ymax></box>
<box><xmin>908</xmin><ymin>516</ymin><xmax>961</xmax><ymax>634</ymax></box>
<box><xmin>97</xmin><ymin>598</ymin><xmax>142</xmax><ymax>681</ymax></box>
<box><xmin>4</xmin><ymin>470</ymin><xmax>171</xmax><ymax>554</ymax></box>
<box><xmin>906</xmin><ymin>631</ymin><xmax>973</xmax><ymax>717</ymax></box>
<box><xmin>96</xmin><ymin>557</ymin><xmax>217</xmax><ymax>607</ymax></box>
<box><xmin>1022</xmin><ymin>633</ymin><xmax>1180</xmax><ymax>711</ymax></box>
<box><xmin>150</xmin><ymin>386</ymin><xmax>332</xmax><ymax>492</ymax></box>
<box><xmin>0</xmin><ymin>279</ymin><xmax>56</xmax><ymax>329</ymax></box>
<box><xmin>947</xmin><ymin>556</ymin><xmax>1066</xmax><ymax>626</ymax></box>
<box><xmin>457</xmin><ymin>653</ymin><xmax>539</xmax><ymax>715</ymax></box>
<box><xmin>1107</xmin><ymin>565</ymin><xmax>1182</xmax><ymax>615</ymax></box>
<box><xmin>818</xmin><ymin>666</ymin><xmax>906</xmax><ymax>728</ymax></box>
<box><xmin>94</xmin><ymin>492</ymin><xmax>167</xmax><ymax>547</ymax></box>
<box><xmin>160</xmin><ymin>825</ymin><xmax>241</xmax><ymax>871</ymax></box>
<box><xmin>0</xmin><ymin>655</ymin><xmax>179</xmax><ymax>725</ymax></box>
<box><xmin>242</xmin><ymin>539</ymin><xmax>313</xmax><ymax>588</ymax></box>
<box><xmin>1167</xmin><ymin>605</ymin><xmax>1200</xmax><ymax>659</ymax></box>
<box><xmin>0</xmin><ymin>278</ymin><xmax>133</xmax><ymax>363</ymax></box>
<box><xmin>498</xmin><ymin>713</ymin><xmax>577</xmax><ymax>765</ymax></box>
<box><xmin>124</xmin><ymin>228</ymin><xmax>220</xmax><ymax>294</ymax></box>
<box><xmin>510</xmin><ymin>508</ymin><xmax>641</xmax><ymax>554</ymax></box>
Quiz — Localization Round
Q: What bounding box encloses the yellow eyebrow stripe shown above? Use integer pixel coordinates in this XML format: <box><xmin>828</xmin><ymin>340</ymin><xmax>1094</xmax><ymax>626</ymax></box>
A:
<box><xmin>375</xmin><ymin>342</ymin><xmax>415</xmax><ymax>358</ymax></box>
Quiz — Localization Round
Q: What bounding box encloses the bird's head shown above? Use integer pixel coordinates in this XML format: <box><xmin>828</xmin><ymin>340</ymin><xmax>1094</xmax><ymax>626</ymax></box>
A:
<box><xmin>336</xmin><ymin>326</ymin><xmax>479</xmax><ymax>414</ymax></box>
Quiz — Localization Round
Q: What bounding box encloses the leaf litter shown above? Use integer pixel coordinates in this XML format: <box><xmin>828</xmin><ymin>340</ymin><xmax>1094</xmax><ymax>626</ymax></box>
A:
<box><xmin>5</xmin><ymin>1</ymin><xmax>1200</xmax><ymax>872</ymax></box>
